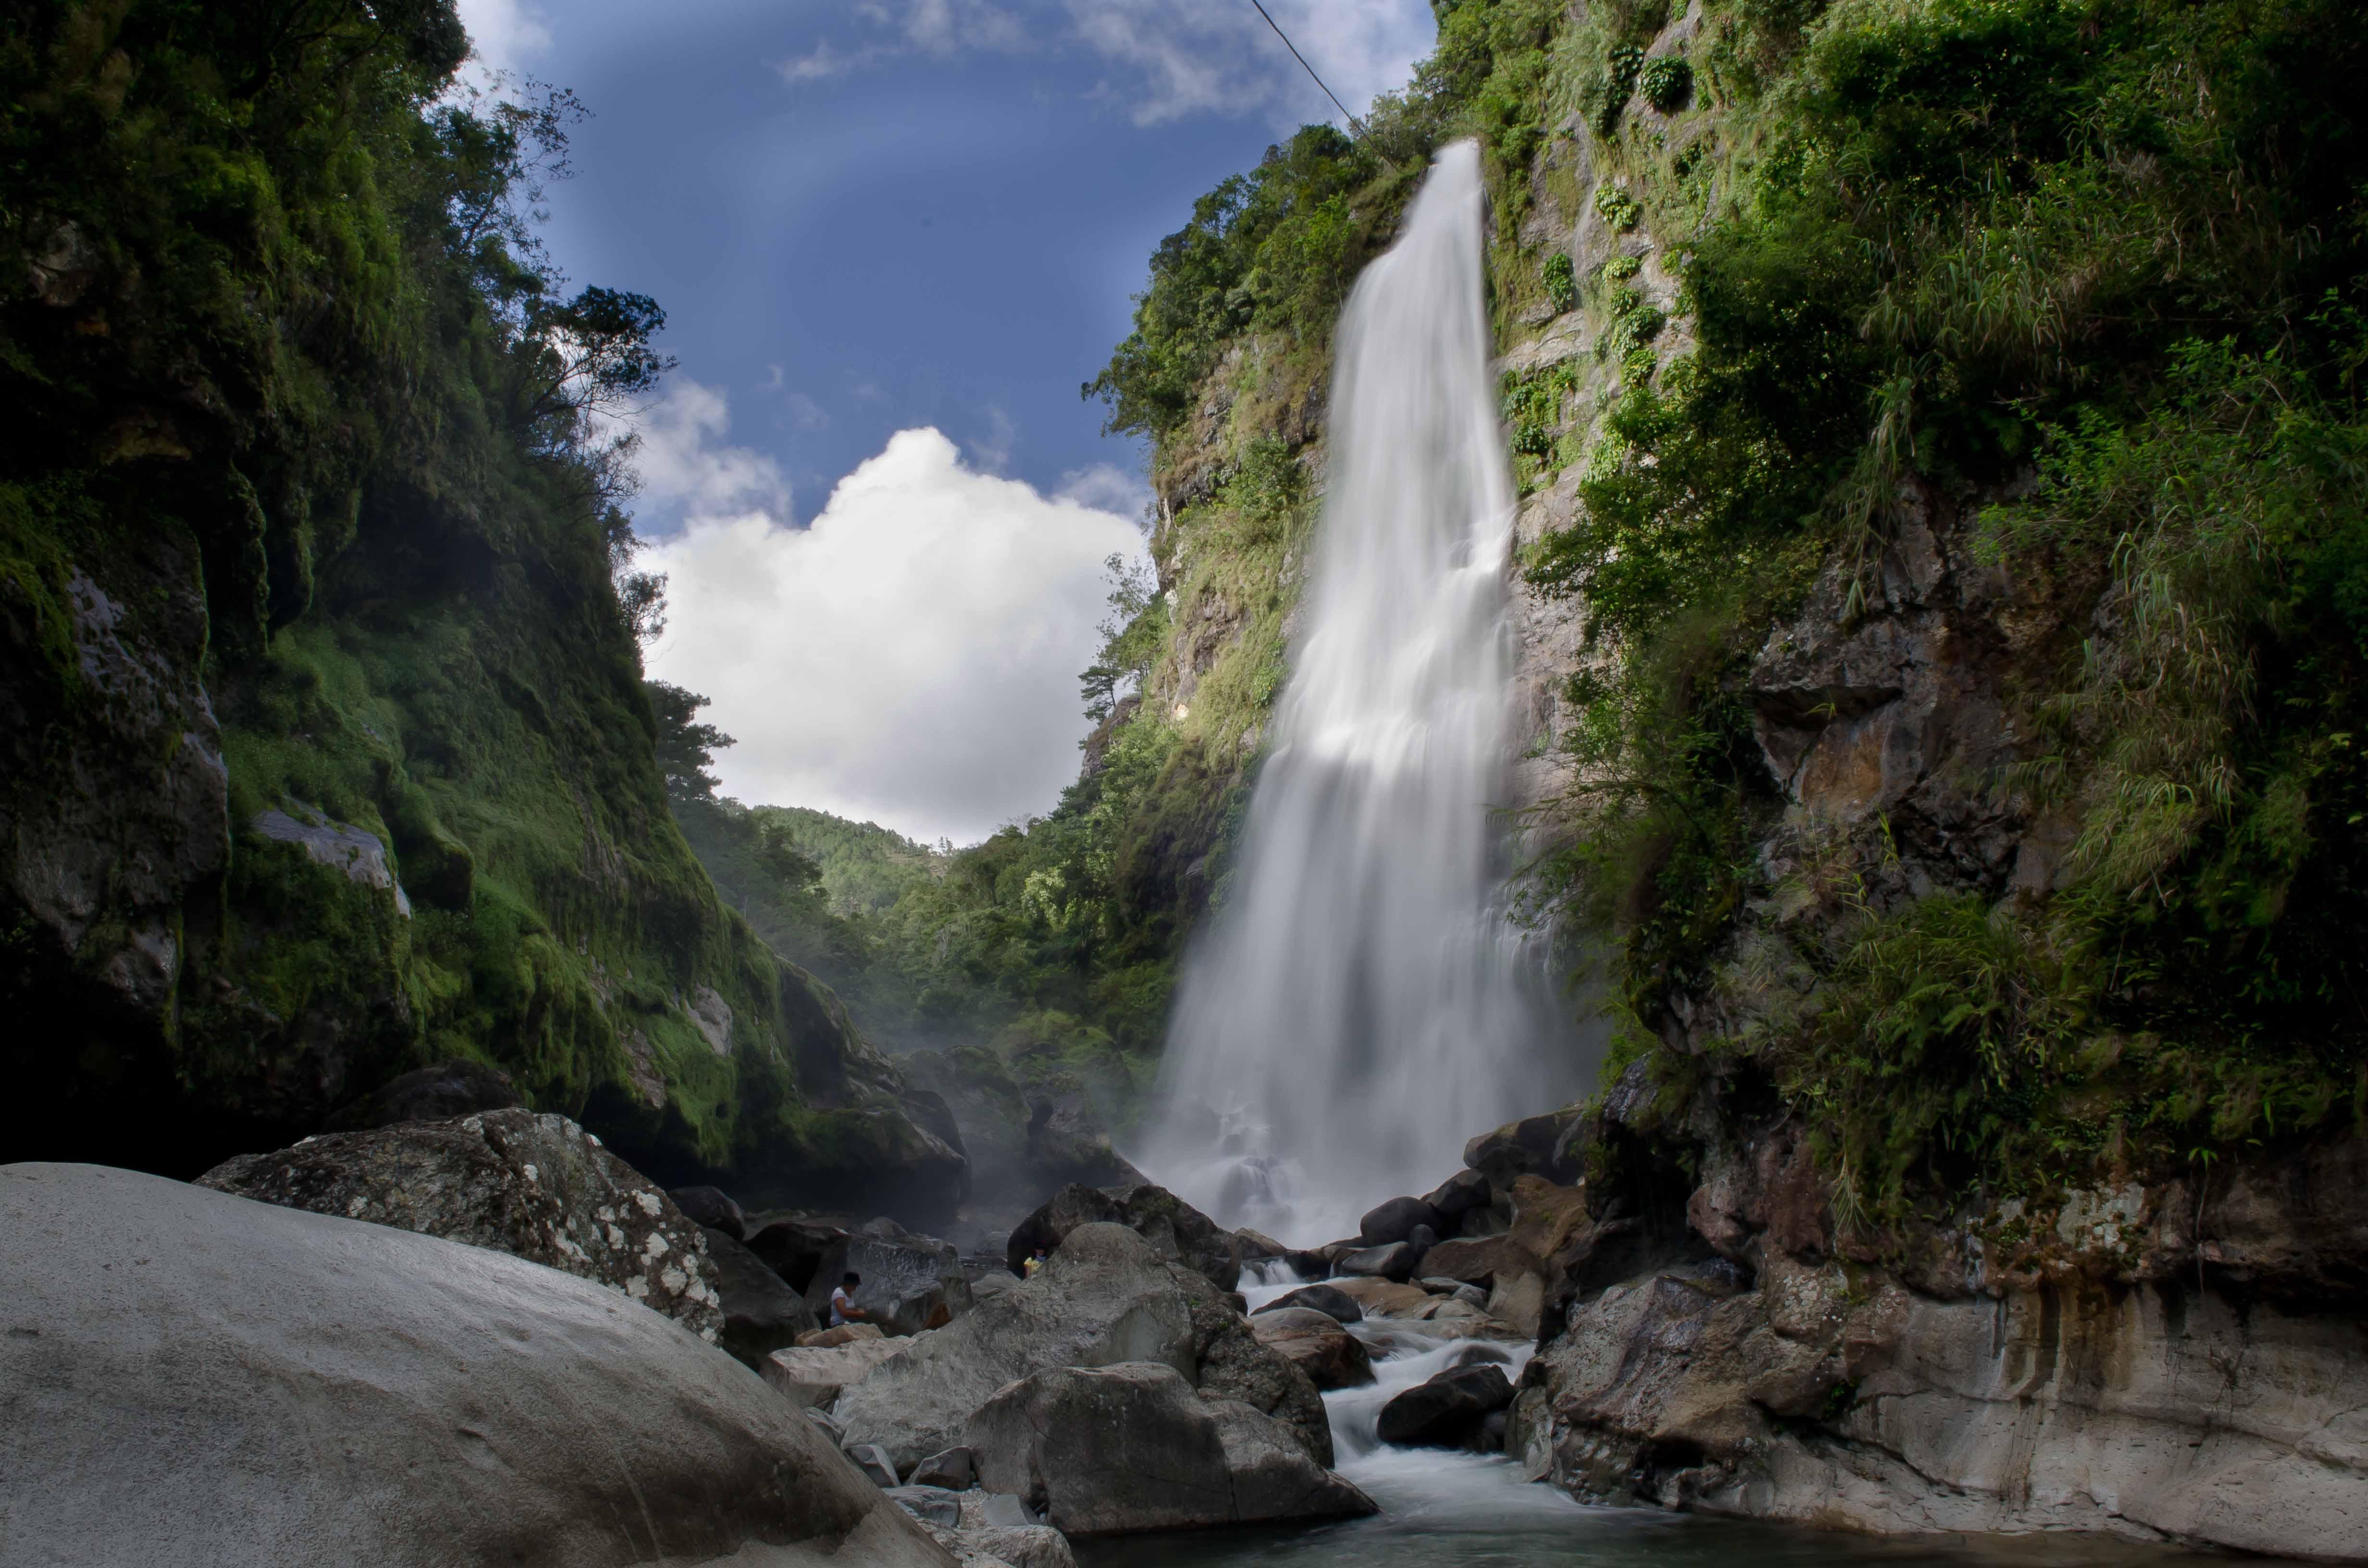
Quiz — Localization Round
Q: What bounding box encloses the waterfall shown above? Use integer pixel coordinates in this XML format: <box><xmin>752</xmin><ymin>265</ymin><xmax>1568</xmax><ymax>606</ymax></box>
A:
<box><xmin>1145</xmin><ymin>142</ymin><xmax>1574</xmax><ymax>1245</ymax></box>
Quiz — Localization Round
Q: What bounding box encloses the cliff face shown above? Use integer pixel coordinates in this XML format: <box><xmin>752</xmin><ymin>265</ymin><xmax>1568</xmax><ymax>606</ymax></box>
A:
<box><xmin>1094</xmin><ymin>0</ymin><xmax>2368</xmax><ymax>1548</ymax></box>
<box><xmin>0</xmin><ymin>1</ymin><xmax>960</xmax><ymax>1215</ymax></box>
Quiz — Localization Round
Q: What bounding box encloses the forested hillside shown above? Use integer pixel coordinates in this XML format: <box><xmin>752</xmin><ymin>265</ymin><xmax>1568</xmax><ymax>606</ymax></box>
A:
<box><xmin>0</xmin><ymin>0</ymin><xmax>961</xmax><ymax>1213</ymax></box>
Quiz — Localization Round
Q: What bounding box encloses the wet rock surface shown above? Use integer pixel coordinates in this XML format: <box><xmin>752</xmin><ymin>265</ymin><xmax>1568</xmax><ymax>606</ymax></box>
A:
<box><xmin>1376</xmin><ymin>1363</ymin><xmax>1516</xmax><ymax>1449</ymax></box>
<box><xmin>196</xmin><ymin>1108</ymin><xmax>722</xmax><ymax>1340</ymax></box>
<box><xmin>0</xmin><ymin>1162</ymin><xmax>954</xmax><ymax>1567</ymax></box>
<box><xmin>964</xmin><ymin>1362</ymin><xmax>1376</xmax><ymax>1537</ymax></box>
<box><xmin>1249</xmin><ymin>1306</ymin><xmax>1375</xmax><ymax>1389</ymax></box>
<box><xmin>833</xmin><ymin>1223</ymin><xmax>1328</xmax><ymax>1473</ymax></box>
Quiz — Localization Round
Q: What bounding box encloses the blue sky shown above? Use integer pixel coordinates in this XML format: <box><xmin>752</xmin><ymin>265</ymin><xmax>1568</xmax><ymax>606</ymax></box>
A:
<box><xmin>456</xmin><ymin>0</ymin><xmax>1436</xmax><ymax>841</ymax></box>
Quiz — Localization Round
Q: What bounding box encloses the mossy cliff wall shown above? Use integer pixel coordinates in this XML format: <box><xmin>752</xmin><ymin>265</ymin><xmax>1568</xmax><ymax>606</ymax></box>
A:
<box><xmin>0</xmin><ymin>1</ymin><xmax>961</xmax><ymax>1213</ymax></box>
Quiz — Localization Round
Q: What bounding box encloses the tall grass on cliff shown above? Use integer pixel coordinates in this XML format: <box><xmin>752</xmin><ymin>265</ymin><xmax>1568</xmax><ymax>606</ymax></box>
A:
<box><xmin>1523</xmin><ymin>0</ymin><xmax>2368</xmax><ymax>1220</ymax></box>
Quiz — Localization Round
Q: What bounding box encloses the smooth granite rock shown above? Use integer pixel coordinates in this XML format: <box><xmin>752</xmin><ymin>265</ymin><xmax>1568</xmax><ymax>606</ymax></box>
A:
<box><xmin>0</xmin><ymin>1162</ymin><xmax>956</xmax><ymax>1568</ymax></box>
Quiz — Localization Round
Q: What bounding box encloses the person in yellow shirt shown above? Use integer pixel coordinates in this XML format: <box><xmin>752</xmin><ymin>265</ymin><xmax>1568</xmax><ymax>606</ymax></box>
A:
<box><xmin>1021</xmin><ymin>1247</ymin><xmax>1048</xmax><ymax>1278</ymax></box>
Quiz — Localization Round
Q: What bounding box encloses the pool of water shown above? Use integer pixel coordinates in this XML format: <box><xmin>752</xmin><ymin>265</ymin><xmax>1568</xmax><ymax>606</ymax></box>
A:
<box><xmin>1078</xmin><ymin>1270</ymin><xmax>2218</xmax><ymax>1568</ymax></box>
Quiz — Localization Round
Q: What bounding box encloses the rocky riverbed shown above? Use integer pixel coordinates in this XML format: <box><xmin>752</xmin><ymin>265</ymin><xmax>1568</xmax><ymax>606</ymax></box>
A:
<box><xmin>7</xmin><ymin>1090</ymin><xmax>2364</xmax><ymax>1565</ymax></box>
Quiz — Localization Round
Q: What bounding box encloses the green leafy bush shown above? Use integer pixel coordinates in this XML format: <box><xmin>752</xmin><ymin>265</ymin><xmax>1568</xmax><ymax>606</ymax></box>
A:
<box><xmin>1543</xmin><ymin>252</ymin><xmax>1579</xmax><ymax>312</ymax></box>
<box><xmin>1593</xmin><ymin>183</ymin><xmax>1642</xmax><ymax>229</ymax></box>
<box><xmin>1640</xmin><ymin>55</ymin><xmax>1692</xmax><ymax>112</ymax></box>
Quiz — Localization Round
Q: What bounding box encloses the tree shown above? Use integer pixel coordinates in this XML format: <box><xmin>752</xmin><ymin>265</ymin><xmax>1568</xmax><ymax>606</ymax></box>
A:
<box><xmin>647</xmin><ymin>681</ymin><xmax>732</xmax><ymax>803</ymax></box>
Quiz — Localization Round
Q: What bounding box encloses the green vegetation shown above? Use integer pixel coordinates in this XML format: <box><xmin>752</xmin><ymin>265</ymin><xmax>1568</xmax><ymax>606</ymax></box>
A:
<box><xmin>0</xmin><ymin>1</ymin><xmax>933</xmax><ymax>1196</ymax></box>
<box><xmin>1519</xmin><ymin>0</ymin><xmax>2368</xmax><ymax>1223</ymax></box>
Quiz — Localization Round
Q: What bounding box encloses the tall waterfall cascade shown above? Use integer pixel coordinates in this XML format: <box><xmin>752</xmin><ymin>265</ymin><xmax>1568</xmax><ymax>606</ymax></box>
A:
<box><xmin>1146</xmin><ymin>142</ymin><xmax>1575</xmax><ymax>1245</ymax></box>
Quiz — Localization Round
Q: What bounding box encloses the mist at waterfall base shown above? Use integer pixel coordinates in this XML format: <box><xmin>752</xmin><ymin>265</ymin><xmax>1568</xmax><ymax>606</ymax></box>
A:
<box><xmin>1138</xmin><ymin>141</ymin><xmax>1585</xmax><ymax>1246</ymax></box>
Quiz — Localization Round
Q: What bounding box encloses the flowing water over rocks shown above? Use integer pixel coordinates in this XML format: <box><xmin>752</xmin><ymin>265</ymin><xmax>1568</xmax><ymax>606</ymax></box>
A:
<box><xmin>1148</xmin><ymin>141</ymin><xmax>1578</xmax><ymax>1244</ymax></box>
<box><xmin>1078</xmin><ymin>1268</ymin><xmax>2221</xmax><ymax>1568</ymax></box>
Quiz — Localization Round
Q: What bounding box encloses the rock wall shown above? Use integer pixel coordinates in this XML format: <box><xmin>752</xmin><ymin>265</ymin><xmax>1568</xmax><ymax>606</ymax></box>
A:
<box><xmin>1511</xmin><ymin>1114</ymin><xmax>2368</xmax><ymax>1559</ymax></box>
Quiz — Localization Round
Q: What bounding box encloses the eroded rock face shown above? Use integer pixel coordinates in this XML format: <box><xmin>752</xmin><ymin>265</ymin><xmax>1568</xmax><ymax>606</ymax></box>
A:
<box><xmin>196</xmin><ymin>1108</ymin><xmax>722</xmax><ymax>1341</ymax></box>
<box><xmin>964</xmin><ymin>1363</ymin><xmax>1375</xmax><ymax>1537</ymax></box>
<box><xmin>0</xmin><ymin>1163</ymin><xmax>955</xmax><ymax>1568</ymax></box>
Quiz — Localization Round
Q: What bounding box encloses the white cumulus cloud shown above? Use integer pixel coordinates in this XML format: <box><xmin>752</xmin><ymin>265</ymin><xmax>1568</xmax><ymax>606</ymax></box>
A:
<box><xmin>639</xmin><ymin>429</ymin><xmax>1147</xmax><ymax>844</ymax></box>
<box><xmin>620</xmin><ymin>380</ymin><xmax>792</xmax><ymax>527</ymax></box>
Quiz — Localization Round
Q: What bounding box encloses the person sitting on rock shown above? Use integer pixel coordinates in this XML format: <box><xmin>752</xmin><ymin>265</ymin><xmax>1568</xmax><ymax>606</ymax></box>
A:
<box><xmin>1022</xmin><ymin>1247</ymin><xmax>1048</xmax><ymax>1279</ymax></box>
<box><xmin>828</xmin><ymin>1272</ymin><xmax>868</xmax><ymax>1328</ymax></box>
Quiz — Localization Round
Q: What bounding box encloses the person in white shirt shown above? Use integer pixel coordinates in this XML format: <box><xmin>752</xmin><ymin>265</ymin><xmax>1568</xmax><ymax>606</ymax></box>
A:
<box><xmin>828</xmin><ymin>1271</ymin><xmax>868</xmax><ymax>1328</ymax></box>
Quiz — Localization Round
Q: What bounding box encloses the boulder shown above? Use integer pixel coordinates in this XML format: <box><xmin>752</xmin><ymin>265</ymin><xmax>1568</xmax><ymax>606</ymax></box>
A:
<box><xmin>670</xmin><ymin>1184</ymin><xmax>747</xmax><ymax>1237</ymax></box>
<box><xmin>1325</xmin><ymin>1277</ymin><xmax>1436</xmax><ymax>1318</ymax></box>
<box><xmin>1420</xmin><ymin>1277</ymin><xmax>1491</xmax><ymax>1311</ymax></box>
<box><xmin>834</xmin><ymin>1223</ymin><xmax>1327</xmax><ymax>1472</ymax></box>
<box><xmin>1419</xmin><ymin>1235</ymin><xmax>1535</xmax><ymax>1290</ymax></box>
<box><xmin>1425</xmin><ymin>1168</ymin><xmax>1492</xmax><ymax>1219</ymax></box>
<box><xmin>848</xmin><ymin>1443</ymin><xmax>902</xmax><ymax>1489</ymax></box>
<box><xmin>801</xmin><ymin>1322</ymin><xmax>887</xmax><ymax>1348</ymax></box>
<box><xmin>764</xmin><ymin>1335</ymin><xmax>910</xmax><ymax>1408</ymax></box>
<box><xmin>888</xmin><ymin>1485</ymin><xmax>964</xmax><ymax>1528</ymax></box>
<box><xmin>1463</xmin><ymin>1108</ymin><xmax>1586</xmax><ymax>1190</ymax></box>
<box><xmin>1359</xmin><ymin>1194</ymin><xmax>1444</xmax><ymax>1246</ymax></box>
<box><xmin>322</xmin><ymin>1057</ymin><xmax>522</xmax><ymax>1131</ymax></box>
<box><xmin>1249</xmin><ymin>1306</ymin><xmax>1375</xmax><ymax>1389</ymax></box>
<box><xmin>1</xmin><ymin>1163</ymin><xmax>954</xmax><ymax>1568</ymax></box>
<box><xmin>955</xmin><ymin>1496</ymin><xmax>1078</xmax><ymax>1568</ymax></box>
<box><xmin>1254</xmin><ymin>1283</ymin><xmax>1363</xmax><ymax>1323</ymax></box>
<box><xmin>964</xmin><ymin>1363</ymin><xmax>1374</xmax><ymax>1536</ymax></box>
<box><xmin>1376</xmin><ymin>1363</ymin><xmax>1517</xmax><ymax>1448</ymax></box>
<box><xmin>1336</xmin><ymin>1241</ymin><xmax>1417</xmax><ymax>1281</ymax></box>
<box><xmin>704</xmin><ymin>1224</ymin><xmax>819</xmax><ymax>1366</ymax></box>
<box><xmin>1007</xmin><ymin>1182</ymin><xmax>1243</xmax><ymax>1292</ymax></box>
<box><xmin>909</xmin><ymin>1446</ymin><xmax>977</xmax><ymax>1490</ymax></box>
<box><xmin>745</xmin><ymin>1215</ymin><xmax>844</xmax><ymax>1293</ymax></box>
<box><xmin>1406</xmin><ymin>1223</ymin><xmax>1440</xmax><ymax>1264</ymax></box>
<box><xmin>197</xmin><ymin>1108</ymin><xmax>721</xmax><ymax>1341</ymax></box>
<box><xmin>805</xmin><ymin>1230</ymin><xmax>974</xmax><ymax>1337</ymax></box>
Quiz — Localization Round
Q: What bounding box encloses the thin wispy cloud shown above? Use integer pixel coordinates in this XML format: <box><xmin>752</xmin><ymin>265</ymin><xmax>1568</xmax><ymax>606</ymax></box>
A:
<box><xmin>777</xmin><ymin>0</ymin><xmax>1434</xmax><ymax>128</ymax></box>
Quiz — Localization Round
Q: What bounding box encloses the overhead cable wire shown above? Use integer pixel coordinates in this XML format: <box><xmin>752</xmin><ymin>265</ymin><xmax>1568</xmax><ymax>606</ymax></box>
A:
<box><xmin>1246</xmin><ymin>0</ymin><xmax>1370</xmax><ymax>142</ymax></box>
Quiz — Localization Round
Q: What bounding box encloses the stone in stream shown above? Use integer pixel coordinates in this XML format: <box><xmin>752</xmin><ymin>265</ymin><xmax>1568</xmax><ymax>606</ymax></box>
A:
<box><xmin>1249</xmin><ymin>1305</ymin><xmax>1375</xmax><ymax>1389</ymax></box>
<box><xmin>196</xmin><ymin>1108</ymin><xmax>722</xmax><ymax>1341</ymax></box>
<box><xmin>908</xmin><ymin>1445</ymin><xmax>978</xmax><ymax>1490</ymax></box>
<box><xmin>1</xmin><ymin>1162</ymin><xmax>952</xmax><ymax>1567</ymax></box>
<box><xmin>832</xmin><ymin>1222</ymin><xmax>1330</xmax><ymax>1473</ymax></box>
<box><xmin>1420</xmin><ymin>1276</ymin><xmax>1491</xmax><ymax>1310</ymax></box>
<box><xmin>965</xmin><ymin>1362</ymin><xmax>1376</xmax><ymax>1536</ymax></box>
<box><xmin>703</xmin><ymin>1223</ymin><xmax>819</xmax><ymax>1366</ymax></box>
<box><xmin>1325</xmin><ymin>1276</ymin><xmax>1435</xmax><ymax>1318</ymax></box>
<box><xmin>1007</xmin><ymin>1181</ymin><xmax>1244</xmax><ymax>1292</ymax></box>
<box><xmin>886</xmin><ymin>1484</ymin><xmax>964</xmax><ymax>1527</ymax></box>
<box><xmin>1336</xmin><ymin>1240</ymin><xmax>1418</xmax><ymax>1281</ymax></box>
<box><xmin>1376</xmin><ymin>1363</ymin><xmax>1518</xmax><ymax>1448</ymax></box>
<box><xmin>847</xmin><ymin>1442</ymin><xmax>903</xmax><ymax>1488</ymax></box>
<box><xmin>1425</xmin><ymin>1167</ymin><xmax>1493</xmax><ymax>1220</ymax></box>
<box><xmin>1358</xmin><ymin>1193</ymin><xmax>1446</xmax><ymax>1246</ymax></box>
<box><xmin>668</xmin><ymin>1183</ymin><xmax>747</xmax><ymax>1237</ymax></box>
<box><xmin>1253</xmin><ymin>1282</ymin><xmax>1363</xmax><ymax>1323</ymax></box>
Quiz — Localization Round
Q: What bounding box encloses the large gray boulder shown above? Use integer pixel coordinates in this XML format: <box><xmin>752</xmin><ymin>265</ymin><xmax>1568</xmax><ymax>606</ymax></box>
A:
<box><xmin>964</xmin><ymin>1363</ymin><xmax>1375</xmax><ymax>1536</ymax></box>
<box><xmin>0</xmin><ymin>1163</ymin><xmax>957</xmax><ymax>1568</ymax></box>
<box><xmin>834</xmin><ymin>1224</ymin><xmax>1329</xmax><ymax>1472</ymax></box>
<box><xmin>703</xmin><ymin>1225</ymin><xmax>820</xmax><ymax>1366</ymax></box>
<box><xmin>1006</xmin><ymin>1183</ymin><xmax>1242</xmax><ymax>1292</ymax></box>
<box><xmin>197</xmin><ymin>1108</ymin><xmax>723</xmax><ymax>1341</ymax></box>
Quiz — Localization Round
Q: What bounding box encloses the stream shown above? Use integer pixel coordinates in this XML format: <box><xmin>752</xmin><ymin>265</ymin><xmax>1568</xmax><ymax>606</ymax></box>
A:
<box><xmin>1074</xmin><ymin>1269</ymin><xmax>2220</xmax><ymax>1568</ymax></box>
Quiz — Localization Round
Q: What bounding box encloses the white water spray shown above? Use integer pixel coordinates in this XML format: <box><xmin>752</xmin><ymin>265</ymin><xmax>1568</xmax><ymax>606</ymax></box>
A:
<box><xmin>1146</xmin><ymin>142</ymin><xmax>1574</xmax><ymax>1244</ymax></box>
